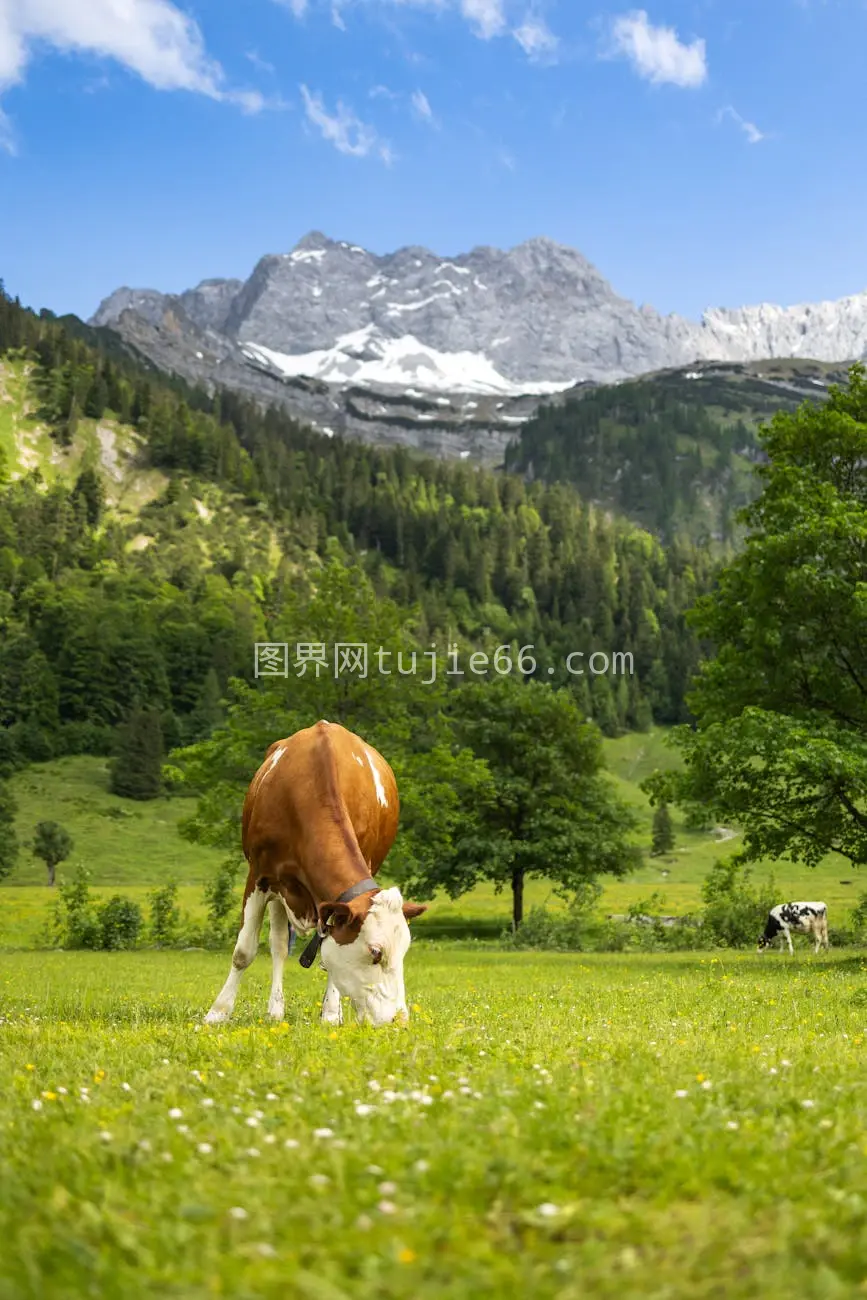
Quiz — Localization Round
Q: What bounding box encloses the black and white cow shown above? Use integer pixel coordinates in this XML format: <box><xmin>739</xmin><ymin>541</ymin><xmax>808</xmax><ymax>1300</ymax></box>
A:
<box><xmin>757</xmin><ymin>902</ymin><xmax>829</xmax><ymax>955</ymax></box>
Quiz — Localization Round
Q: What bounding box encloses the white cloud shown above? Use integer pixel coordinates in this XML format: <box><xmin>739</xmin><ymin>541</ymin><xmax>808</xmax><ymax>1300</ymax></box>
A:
<box><xmin>300</xmin><ymin>84</ymin><xmax>393</xmax><ymax>161</ymax></box>
<box><xmin>717</xmin><ymin>104</ymin><xmax>766</xmax><ymax>144</ymax></box>
<box><xmin>0</xmin><ymin>0</ymin><xmax>262</xmax><ymax>111</ymax></box>
<box><xmin>512</xmin><ymin>13</ymin><xmax>558</xmax><ymax>60</ymax></box>
<box><xmin>607</xmin><ymin>9</ymin><xmax>707</xmax><ymax>88</ymax></box>
<box><xmin>246</xmin><ymin>51</ymin><xmax>276</xmax><ymax>75</ymax></box>
<box><xmin>276</xmin><ymin>0</ymin><xmax>553</xmax><ymax>54</ymax></box>
<box><xmin>459</xmin><ymin>0</ymin><xmax>507</xmax><ymax>39</ymax></box>
<box><xmin>411</xmin><ymin>88</ymin><xmax>435</xmax><ymax>122</ymax></box>
<box><xmin>498</xmin><ymin>146</ymin><xmax>515</xmax><ymax>170</ymax></box>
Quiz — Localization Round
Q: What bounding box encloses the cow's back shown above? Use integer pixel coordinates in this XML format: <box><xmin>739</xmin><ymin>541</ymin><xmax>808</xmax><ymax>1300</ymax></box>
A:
<box><xmin>242</xmin><ymin>721</ymin><xmax>399</xmax><ymax>879</ymax></box>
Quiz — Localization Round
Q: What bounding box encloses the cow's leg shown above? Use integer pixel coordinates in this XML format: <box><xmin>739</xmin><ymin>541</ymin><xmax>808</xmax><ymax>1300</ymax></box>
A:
<box><xmin>205</xmin><ymin>886</ymin><xmax>267</xmax><ymax>1024</ymax></box>
<box><xmin>320</xmin><ymin>975</ymin><xmax>343</xmax><ymax>1026</ymax></box>
<box><xmin>267</xmin><ymin>897</ymin><xmax>290</xmax><ymax>1021</ymax></box>
<box><xmin>784</xmin><ymin>926</ymin><xmax>794</xmax><ymax>955</ymax></box>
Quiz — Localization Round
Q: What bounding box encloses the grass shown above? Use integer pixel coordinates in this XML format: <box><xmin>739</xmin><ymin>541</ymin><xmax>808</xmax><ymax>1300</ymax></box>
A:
<box><xmin>4</xmin><ymin>733</ymin><xmax>866</xmax><ymax>948</ymax></box>
<box><xmin>7</xmin><ymin>756</ymin><xmax>225</xmax><ymax>888</ymax></box>
<box><xmin>2</xmin><ymin>947</ymin><xmax>867</xmax><ymax>1298</ymax></box>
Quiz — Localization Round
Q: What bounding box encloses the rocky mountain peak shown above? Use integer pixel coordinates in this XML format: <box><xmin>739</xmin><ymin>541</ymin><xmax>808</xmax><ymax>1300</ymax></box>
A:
<box><xmin>90</xmin><ymin>231</ymin><xmax>867</xmax><ymax>398</ymax></box>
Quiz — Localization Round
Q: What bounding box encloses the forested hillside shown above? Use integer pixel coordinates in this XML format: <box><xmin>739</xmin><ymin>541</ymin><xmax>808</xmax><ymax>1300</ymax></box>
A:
<box><xmin>0</xmin><ymin>281</ymin><xmax>718</xmax><ymax>781</ymax></box>
<box><xmin>505</xmin><ymin>360</ymin><xmax>848</xmax><ymax>542</ymax></box>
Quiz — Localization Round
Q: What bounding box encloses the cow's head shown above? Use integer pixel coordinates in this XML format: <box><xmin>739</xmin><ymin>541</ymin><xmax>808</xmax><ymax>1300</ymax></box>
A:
<box><xmin>757</xmin><ymin>917</ymin><xmax>778</xmax><ymax>952</ymax></box>
<box><xmin>317</xmin><ymin>886</ymin><xmax>427</xmax><ymax>1026</ymax></box>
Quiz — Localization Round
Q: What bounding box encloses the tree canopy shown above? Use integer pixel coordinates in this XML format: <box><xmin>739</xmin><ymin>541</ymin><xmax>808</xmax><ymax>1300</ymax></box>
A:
<box><xmin>399</xmin><ymin>676</ymin><xmax>641</xmax><ymax>929</ymax></box>
<box><xmin>651</xmin><ymin>363</ymin><xmax>867</xmax><ymax>868</ymax></box>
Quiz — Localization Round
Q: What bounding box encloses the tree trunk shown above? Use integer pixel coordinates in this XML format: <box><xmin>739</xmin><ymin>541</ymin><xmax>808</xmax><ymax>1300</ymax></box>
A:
<box><xmin>511</xmin><ymin>867</ymin><xmax>525</xmax><ymax>932</ymax></box>
<box><xmin>47</xmin><ymin>861</ymin><xmax>55</xmax><ymax>887</ymax></box>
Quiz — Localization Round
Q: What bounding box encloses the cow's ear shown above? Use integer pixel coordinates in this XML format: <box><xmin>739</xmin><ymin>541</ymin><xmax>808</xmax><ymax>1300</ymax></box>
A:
<box><xmin>402</xmin><ymin>901</ymin><xmax>427</xmax><ymax>922</ymax></box>
<box><xmin>319</xmin><ymin>901</ymin><xmax>352</xmax><ymax>930</ymax></box>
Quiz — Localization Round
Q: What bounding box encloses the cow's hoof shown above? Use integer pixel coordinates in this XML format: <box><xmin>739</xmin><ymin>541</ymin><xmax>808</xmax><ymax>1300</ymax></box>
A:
<box><xmin>268</xmin><ymin>1002</ymin><xmax>285</xmax><ymax>1021</ymax></box>
<box><xmin>204</xmin><ymin>1008</ymin><xmax>229</xmax><ymax>1025</ymax></box>
<box><xmin>320</xmin><ymin>1014</ymin><xmax>342</xmax><ymax>1027</ymax></box>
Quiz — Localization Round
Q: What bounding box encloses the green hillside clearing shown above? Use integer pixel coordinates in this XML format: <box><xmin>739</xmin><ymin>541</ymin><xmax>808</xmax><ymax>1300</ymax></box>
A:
<box><xmin>2</xmin><ymin>733</ymin><xmax>862</xmax><ymax>949</ymax></box>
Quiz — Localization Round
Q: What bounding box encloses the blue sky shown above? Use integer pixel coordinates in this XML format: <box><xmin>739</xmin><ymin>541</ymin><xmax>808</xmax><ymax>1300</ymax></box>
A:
<box><xmin>0</xmin><ymin>0</ymin><xmax>865</xmax><ymax>322</ymax></box>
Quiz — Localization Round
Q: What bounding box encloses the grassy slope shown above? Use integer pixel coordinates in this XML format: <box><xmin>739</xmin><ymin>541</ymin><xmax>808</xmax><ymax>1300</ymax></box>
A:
<box><xmin>1</xmin><ymin>947</ymin><xmax>866</xmax><ymax>1298</ymax></box>
<box><xmin>2</xmin><ymin>731</ymin><xmax>863</xmax><ymax>948</ymax></box>
<box><xmin>0</xmin><ymin>356</ymin><xmax>169</xmax><ymax>513</ymax></box>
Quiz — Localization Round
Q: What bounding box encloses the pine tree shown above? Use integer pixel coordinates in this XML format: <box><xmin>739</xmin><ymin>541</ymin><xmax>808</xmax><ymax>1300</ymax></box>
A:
<box><xmin>71</xmin><ymin>467</ymin><xmax>105</xmax><ymax>526</ymax></box>
<box><xmin>187</xmin><ymin>669</ymin><xmax>224</xmax><ymax>743</ymax></box>
<box><xmin>110</xmin><ymin>706</ymin><xmax>164</xmax><ymax>801</ymax></box>
<box><xmin>651</xmin><ymin>802</ymin><xmax>675</xmax><ymax>856</ymax></box>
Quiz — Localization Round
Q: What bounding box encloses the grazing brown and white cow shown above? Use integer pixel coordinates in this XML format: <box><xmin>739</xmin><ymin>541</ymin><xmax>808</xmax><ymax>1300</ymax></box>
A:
<box><xmin>205</xmin><ymin>720</ymin><xmax>427</xmax><ymax>1028</ymax></box>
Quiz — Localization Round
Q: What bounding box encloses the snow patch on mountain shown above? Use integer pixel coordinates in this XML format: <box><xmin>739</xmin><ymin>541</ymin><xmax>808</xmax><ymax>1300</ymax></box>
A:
<box><xmin>242</xmin><ymin>327</ymin><xmax>575</xmax><ymax>396</ymax></box>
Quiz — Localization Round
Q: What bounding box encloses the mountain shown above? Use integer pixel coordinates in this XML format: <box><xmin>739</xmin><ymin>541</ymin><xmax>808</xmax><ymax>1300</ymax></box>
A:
<box><xmin>89</xmin><ymin>231</ymin><xmax>867</xmax><ymax>462</ymax></box>
<box><xmin>506</xmin><ymin>357</ymin><xmax>852</xmax><ymax>544</ymax></box>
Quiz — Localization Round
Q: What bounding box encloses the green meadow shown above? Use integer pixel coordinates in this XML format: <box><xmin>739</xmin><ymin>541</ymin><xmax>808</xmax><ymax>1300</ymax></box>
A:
<box><xmin>2</xmin><ymin>947</ymin><xmax>867</xmax><ymax>1298</ymax></box>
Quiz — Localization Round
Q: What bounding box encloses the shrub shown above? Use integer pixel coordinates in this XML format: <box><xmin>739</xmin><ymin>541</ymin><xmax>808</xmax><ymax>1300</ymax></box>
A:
<box><xmin>98</xmin><ymin>896</ymin><xmax>144</xmax><ymax>950</ymax></box>
<box><xmin>700</xmin><ymin>855</ymin><xmax>777</xmax><ymax>949</ymax></box>
<box><xmin>201</xmin><ymin>857</ymin><xmax>243</xmax><ymax>947</ymax></box>
<box><xmin>53</xmin><ymin>869</ymin><xmax>143</xmax><ymax>950</ymax></box>
<box><xmin>54</xmin><ymin>867</ymin><xmax>101</xmax><ymax>949</ymax></box>
<box><xmin>148</xmin><ymin>880</ymin><xmax>181</xmax><ymax>948</ymax></box>
<box><xmin>504</xmin><ymin>881</ymin><xmax>602</xmax><ymax>952</ymax></box>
